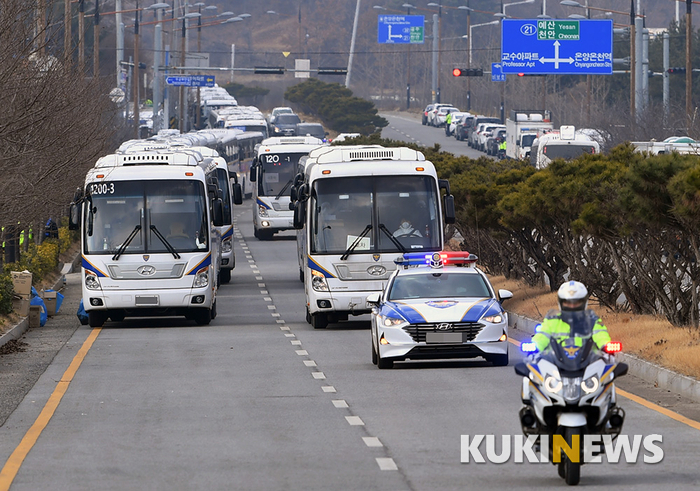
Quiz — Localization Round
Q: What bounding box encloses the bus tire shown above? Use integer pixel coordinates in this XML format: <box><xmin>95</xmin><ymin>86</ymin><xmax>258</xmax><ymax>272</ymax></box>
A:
<box><xmin>305</xmin><ymin>307</ymin><xmax>312</xmax><ymax>325</ymax></box>
<box><xmin>211</xmin><ymin>300</ymin><xmax>217</xmax><ymax>320</ymax></box>
<box><xmin>257</xmin><ymin>230</ymin><xmax>273</xmax><ymax>241</ymax></box>
<box><xmin>88</xmin><ymin>311</ymin><xmax>108</xmax><ymax>328</ymax></box>
<box><xmin>220</xmin><ymin>268</ymin><xmax>231</xmax><ymax>284</ymax></box>
<box><xmin>193</xmin><ymin>308</ymin><xmax>212</xmax><ymax>326</ymax></box>
<box><xmin>311</xmin><ymin>313</ymin><xmax>328</xmax><ymax>329</ymax></box>
<box><xmin>299</xmin><ymin>269</ymin><xmax>304</xmax><ymax>283</ymax></box>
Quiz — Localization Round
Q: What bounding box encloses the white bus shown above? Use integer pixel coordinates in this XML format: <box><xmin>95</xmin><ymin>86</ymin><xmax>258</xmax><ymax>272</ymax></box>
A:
<box><xmin>203</xmin><ymin>128</ymin><xmax>264</xmax><ymax>199</ymax></box>
<box><xmin>290</xmin><ymin>145</ymin><xmax>455</xmax><ymax>329</ymax></box>
<box><xmin>250</xmin><ymin>136</ymin><xmax>326</xmax><ymax>240</ymax></box>
<box><xmin>69</xmin><ymin>151</ymin><xmax>228</xmax><ymax>327</ymax></box>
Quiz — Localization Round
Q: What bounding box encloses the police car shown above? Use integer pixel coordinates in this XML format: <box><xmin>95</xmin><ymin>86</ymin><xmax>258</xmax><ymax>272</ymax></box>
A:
<box><xmin>367</xmin><ymin>252</ymin><xmax>513</xmax><ymax>369</ymax></box>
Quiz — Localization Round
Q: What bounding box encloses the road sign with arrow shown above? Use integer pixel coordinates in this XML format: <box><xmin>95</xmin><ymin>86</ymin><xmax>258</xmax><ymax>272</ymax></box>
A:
<box><xmin>500</xmin><ymin>19</ymin><xmax>612</xmax><ymax>75</ymax></box>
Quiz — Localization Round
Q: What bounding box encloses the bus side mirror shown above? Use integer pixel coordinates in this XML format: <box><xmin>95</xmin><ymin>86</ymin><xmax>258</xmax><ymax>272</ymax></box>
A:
<box><xmin>250</xmin><ymin>165</ymin><xmax>257</xmax><ymax>182</ymax></box>
<box><xmin>212</xmin><ymin>199</ymin><xmax>224</xmax><ymax>227</ymax></box>
<box><xmin>69</xmin><ymin>202</ymin><xmax>81</xmax><ymax>231</ymax></box>
<box><xmin>228</xmin><ymin>171</ymin><xmax>239</xmax><ymax>183</ymax></box>
<box><xmin>232</xmin><ymin>182</ymin><xmax>243</xmax><ymax>205</ymax></box>
<box><xmin>444</xmin><ymin>195</ymin><xmax>456</xmax><ymax>224</ymax></box>
<box><xmin>293</xmin><ymin>202</ymin><xmax>306</xmax><ymax>229</ymax></box>
<box><xmin>298</xmin><ymin>183</ymin><xmax>309</xmax><ymax>201</ymax></box>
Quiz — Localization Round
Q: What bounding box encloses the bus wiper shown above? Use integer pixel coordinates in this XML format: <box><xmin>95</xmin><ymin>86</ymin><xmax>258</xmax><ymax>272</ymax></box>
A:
<box><xmin>379</xmin><ymin>223</ymin><xmax>407</xmax><ymax>253</ymax></box>
<box><xmin>341</xmin><ymin>224</ymin><xmax>372</xmax><ymax>261</ymax></box>
<box><xmin>275</xmin><ymin>178</ymin><xmax>294</xmax><ymax>200</ymax></box>
<box><xmin>150</xmin><ymin>225</ymin><xmax>181</xmax><ymax>259</ymax></box>
<box><xmin>112</xmin><ymin>225</ymin><xmax>142</xmax><ymax>261</ymax></box>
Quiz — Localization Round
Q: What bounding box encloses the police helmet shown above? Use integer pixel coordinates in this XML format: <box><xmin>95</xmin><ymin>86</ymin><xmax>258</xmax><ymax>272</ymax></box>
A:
<box><xmin>557</xmin><ymin>280</ymin><xmax>588</xmax><ymax>312</ymax></box>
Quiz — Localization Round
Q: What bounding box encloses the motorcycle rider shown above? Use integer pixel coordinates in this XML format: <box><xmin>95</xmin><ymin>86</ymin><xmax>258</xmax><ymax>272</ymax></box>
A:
<box><xmin>531</xmin><ymin>280</ymin><xmax>611</xmax><ymax>352</ymax></box>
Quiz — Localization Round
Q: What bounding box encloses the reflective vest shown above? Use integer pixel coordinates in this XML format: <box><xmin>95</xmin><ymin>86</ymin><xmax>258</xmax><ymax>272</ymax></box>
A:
<box><xmin>532</xmin><ymin>312</ymin><xmax>611</xmax><ymax>352</ymax></box>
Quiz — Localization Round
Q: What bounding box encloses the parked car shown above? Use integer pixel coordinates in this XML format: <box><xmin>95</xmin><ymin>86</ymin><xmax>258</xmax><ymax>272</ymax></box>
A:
<box><xmin>454</xmin><ymin>115</ymin><xmax>475</xmax><ymax>141</ymax></box>
<box><xmin>447</xmin><ymin>112</ymin><xmax>470</xmax><ymax>137</ymax></box>
<box><xmin>486</xmin><ymin>128</ymin><xmax>507</xmax><ymax>156</ymax></box>
<box><xmin>478</xmin><ymin>124</ymin><xmax>506</xmax><ymax>152</ymax></box>
<box><xmin>434</xmin><ymin>107</ymin><xmax>461</xmax><ymax>128</ymax></box>
<box><xmin>468</xmin><ymin>116</ymin><xmax>502</xmax><ymax>148</ymax></box>
<box><xmin>428</xmin><ymin>104</ymin><xmax>454</xmax><ymax>126</ymax></box>
<box><xmin>296</xmin><ymin>122</ymin><xmax>328</xmax><ymax>141</ymax></box>
<box><xmin>422</xmin><ymin>104</ymin><xmax>435</xmax><ymax>125</ymax></box>
<box><xmin>270</xmin><ymin>113</ymin><xmax>302</xmax><ymax>136</ymax></box>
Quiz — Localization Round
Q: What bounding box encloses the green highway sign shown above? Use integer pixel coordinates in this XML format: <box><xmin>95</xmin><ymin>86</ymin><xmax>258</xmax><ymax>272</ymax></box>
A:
<box><xmin>537</xmin><ymin>20</ymin><xmax>580</xmax><ymax>41</ymax></box>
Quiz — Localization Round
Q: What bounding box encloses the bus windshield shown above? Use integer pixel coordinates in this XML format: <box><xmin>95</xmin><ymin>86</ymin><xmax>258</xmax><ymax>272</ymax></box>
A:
<box><xmin>258</xmin><ymin>152</ymin><xmax>306</xmax><ymax>197</ymax></box>
<box><xmin>311</xmin><ymin>175</ymin><xmax>441</xmax><ymax>254</ymax></box>
<box><xmin>84</xmin><ymin>180</ymin><xmax>208</xmax><ymax>255</ymax></box>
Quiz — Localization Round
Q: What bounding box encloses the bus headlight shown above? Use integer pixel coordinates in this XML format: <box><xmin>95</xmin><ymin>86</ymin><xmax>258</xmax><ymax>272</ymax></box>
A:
<box><xmin>258</xmin><ymin>204</ymin><xmax>269</xmax><ymax>217</ymax></box>
<box><xmin>85</xmin><ymin>270</ymin><xmax>101</xmax><ymax>290</ymax></box>
<box><xmin>311</xmin><ymin>269</ymin><xmax>329</xmax><ymax>292</ymax></box>
<box><xmin>193</xmin><ymin>266</ymin><xmax>210</xmax><ymax>288</ymax></box>
<box><xmin>222</xmin><ymin>236</ymin><xmax>232</xmax><ymax>253</ymax></box>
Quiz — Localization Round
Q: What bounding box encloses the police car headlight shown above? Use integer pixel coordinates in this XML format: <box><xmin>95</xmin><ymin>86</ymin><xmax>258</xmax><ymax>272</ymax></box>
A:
<box><xmin>378</xmin><ymin>314</ymin><xmax>407</xmax><ymax>328</ymax></box>
<box><xmin>482</xmin><ymin>313</ymin><xmax>504</xmax><ymax>323</ymax></box>
<box><xmin>222</xmin><ymin>236</ymin><xmax>232</xmax><ymax>253</ymax></box>
<box><xmin>258</xmin><ymin>204</ymin><xmax>269</xmax><ymax>217</ymax></box>
<box><xmin>581</xmin><ymin>376</ymin><xmax>599</xmax><ymax>394</ymax></box>
<box><xmin>193</xmin><ymin>266</ymin><xmax>209</xmax><ymax>288</ymax></box>
<box><xmin>85</xmin><ymin>270</ymin><xmax>101</xmax><ymax>290</ymax></box>
<box><xmin>311</xmin><ymin>269</ymin><xmax>329</xmax><ymax>292</ymax></box>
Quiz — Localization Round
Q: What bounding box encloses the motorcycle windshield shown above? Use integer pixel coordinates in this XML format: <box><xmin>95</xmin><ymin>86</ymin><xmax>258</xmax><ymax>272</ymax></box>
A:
<box><xmin>542</xmin><ymin>311</ymin><xmax>599</xmax><ymax>373</ymax></box>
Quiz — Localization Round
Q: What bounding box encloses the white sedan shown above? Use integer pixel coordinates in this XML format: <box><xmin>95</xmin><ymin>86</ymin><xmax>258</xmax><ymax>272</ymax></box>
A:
<box><xmin>368</xmin><ymin>252</ymin><xmax>512</xmax><ymax>369</ymax></box>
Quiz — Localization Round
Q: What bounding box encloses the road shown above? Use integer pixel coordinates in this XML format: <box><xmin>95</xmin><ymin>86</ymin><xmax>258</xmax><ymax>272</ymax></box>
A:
<box><xmin>1</xmin><ymin>203</ymin><xmax>700</xmax><ymax>490</ymax></box>
<box><xmin>380</xmin><ymin>112</ymin><xmax>486</xmax><ymax>159</ymax></box>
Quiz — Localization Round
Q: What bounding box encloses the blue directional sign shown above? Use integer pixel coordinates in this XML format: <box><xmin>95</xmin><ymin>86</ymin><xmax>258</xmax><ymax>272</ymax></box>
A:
<box><xmin>165</xmin><ymin>75</ymin><xmax>215</xmax><ymax>87</ymax></box>
<box><xmin>491</xmin><ymin>63</ymin><xmax>505</xmax><ymax>82</ymax></box>
<box><xmin>377</xmin><ymin>15</ymin><xmax>424</xmax><ymax>44</ymax></box>
<box><xmin>501</xmin><ymin>19</ymin><xmax>613</xmax><ymax>75</ymax></box>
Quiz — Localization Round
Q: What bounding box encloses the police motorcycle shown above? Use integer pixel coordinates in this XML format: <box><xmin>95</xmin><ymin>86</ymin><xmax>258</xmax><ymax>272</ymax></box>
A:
<box><xmin>514</xmin><ymin>311</ymin><xmax>629</xmax><ymax>486</ymax></box>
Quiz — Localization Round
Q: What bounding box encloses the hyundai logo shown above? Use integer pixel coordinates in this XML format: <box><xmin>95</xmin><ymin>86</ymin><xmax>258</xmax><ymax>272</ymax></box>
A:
<box><xmin>137</xmin><ymin>265</ymin><xmax>156</xmax><ymax>276</ymax></box>
<box><xmin>436</xmin><ymin>323</ymin><xmax>452</xmax><ymax>331</ymax></box>
<box><xmin>367</xmin><ymin>265</ymin><xmax>386</xmax><ymax>276</ymax></box>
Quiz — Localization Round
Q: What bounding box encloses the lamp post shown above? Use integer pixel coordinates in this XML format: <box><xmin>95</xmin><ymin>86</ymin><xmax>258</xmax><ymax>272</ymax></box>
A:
<box><xmin>403</xmin><ymin>3</ymin><xmax>415</xmax><ymax>109</ymax></box>
<box><xmin>458</xmin><ymin>4</ymin><xmax>473</xmax><ymax>110</ymax></box>
<box><xmin>427</xmin><ymin>2</ymin><xmax>442</xmax><ymax>102</ymax></box>
<box><xmin>147</xmin><ymin>2</ymin><xmax>169</xmax><ymax>134</ymax></box>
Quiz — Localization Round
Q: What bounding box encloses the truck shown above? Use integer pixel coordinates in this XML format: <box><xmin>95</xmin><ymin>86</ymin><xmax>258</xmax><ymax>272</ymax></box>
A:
<box><xmin>505</xmin><ymin>109</ymin><xmax>554</xmax><ymax>160</ymax></box>
<box><xmin>530</xmin><ymin>125</ymin><xmax>600</xmax><ymax>170</ymax></box>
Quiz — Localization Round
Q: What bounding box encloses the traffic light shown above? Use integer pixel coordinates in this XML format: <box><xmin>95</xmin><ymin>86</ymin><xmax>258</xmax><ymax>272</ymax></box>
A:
<box><xmin>317</xmin><ymin>67</ymin><xmax>348</xmax><ymax>75</ymax></box>
<box><xmin>452</xmin><ymin>68</ymin><xmax>483</xmax><ymax>77</ymax></box>
<box><xmin>254</xmin><ymin>66</ymin><xmax>285</xmax><ymax>74</ymax></box>
<box><xmin>668</xmin><ymin>67</ymin><xmax>686</xmax><ymax>74</ymax></box>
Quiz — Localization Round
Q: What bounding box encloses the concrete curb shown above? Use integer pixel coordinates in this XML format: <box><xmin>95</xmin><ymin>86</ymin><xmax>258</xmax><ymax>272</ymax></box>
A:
<box><xmin>0</xmin><ymin>253</ymin><xmax>81</xmax><ymax>350</ymax></box>
<box><xmin>508</xmin><ymin>311</ymin><xmax>700</xmax><ymax>405</ymax></box>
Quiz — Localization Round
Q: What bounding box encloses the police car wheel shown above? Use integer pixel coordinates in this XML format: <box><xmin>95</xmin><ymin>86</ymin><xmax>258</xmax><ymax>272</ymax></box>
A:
<box><xmin>377</xmin><ymin>350</ymin><xmax>393</xmax><ymax>369</ymax></box>
<box><xmin>372</xmin><ymin>343</ymin><xmax>378</xmax><ymax>365</ymax></box>
<box><xmin>490</xmin><ymin>352</ymin><xmax>509</xmax><ymax>367</ymax></box>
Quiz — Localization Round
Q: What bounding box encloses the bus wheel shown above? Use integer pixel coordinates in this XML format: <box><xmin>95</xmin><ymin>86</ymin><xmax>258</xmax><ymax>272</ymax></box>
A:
<box><xmin>88</xmin><ymin>311</ymin><xmax>108</xmax><ymax>328</ymax></box>
<box><xmin>257</xmin><ymin>230</ymin><xmax>273</xmax><ymax>241</ymax></box>
<box><xmin>220</xmin><ymin>268</ymin><xmax>231</xmax><ymax>284</ymax></box>
<box><xmin>311</xmin><ymin>313</ymin><xmax>328</xmax><ymax>329</ymax></box>
<box><xmin>193</xmin><ymin>308</ymin><xmax>212</xmax><ymax>325</ymax></box>
<box><xmin>211</xmin><ymin>300</ymin><xmax>217</xmax><ymax>320</ymax></box>
<box><xmin>299</xmin><ymin>269</ymin><xmax>304</xmax><ymax>283</ymax></box>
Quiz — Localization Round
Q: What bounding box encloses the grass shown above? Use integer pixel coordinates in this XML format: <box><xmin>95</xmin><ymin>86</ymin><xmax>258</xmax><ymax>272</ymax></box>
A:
<box><xmin>489</xmin><ymin>275</ymin><xmax>700</xmax><ymax>381</ymax></box>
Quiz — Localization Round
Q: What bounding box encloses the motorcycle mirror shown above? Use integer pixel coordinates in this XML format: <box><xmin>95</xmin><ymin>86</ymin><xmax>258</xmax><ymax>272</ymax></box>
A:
<box><xmin>613</xmin><ymin>362</ymin><xmax>629</xmax><ymax>378</ymax></box>
<box><xmin>514</xmin><ymin>362</ymin><xmax>529</xmax><ymax>377</ymax></box>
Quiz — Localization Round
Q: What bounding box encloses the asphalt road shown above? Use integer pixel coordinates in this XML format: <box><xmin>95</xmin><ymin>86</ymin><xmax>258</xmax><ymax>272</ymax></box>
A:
<box><xmin>1</xmin><ymin>202</ymin><xmax>700</xmax><ymax>490</ymax></box>
<box><xmin>380</xmin><ymin>111</ymin><xmax>487</xmax><ymax>159</ymax></box>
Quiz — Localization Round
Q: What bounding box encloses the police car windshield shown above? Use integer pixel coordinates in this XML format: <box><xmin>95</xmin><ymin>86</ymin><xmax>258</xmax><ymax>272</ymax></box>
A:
<box><xmin>388</xmin><ymin>273</ymin><xmax>491</xmax><ymax>301</ymax></box>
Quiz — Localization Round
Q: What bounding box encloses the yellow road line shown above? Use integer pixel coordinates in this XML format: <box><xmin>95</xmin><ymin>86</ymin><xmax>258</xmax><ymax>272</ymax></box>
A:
<box><xmin>508</xmin><ymin>334</ymin><xmax>700</xmax><ymax>432</ymax></box>
<box><xmin>0</xmin><ymin>328</ymin><xmax>101</xmax><ymax>491</ymax></box>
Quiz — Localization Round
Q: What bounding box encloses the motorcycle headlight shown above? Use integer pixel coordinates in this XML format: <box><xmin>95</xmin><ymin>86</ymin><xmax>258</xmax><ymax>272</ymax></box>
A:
<box><xmin>378</xmin><ymin>314</ymin><xmax>407</xmax><ymax>328</ymax></box>
<box><xmin>222</xmin><ymin>236</ymin><xmax>232</xmax><ymax>253</ymax></box>
<box><xmin>85</xmin><ymin>269</ymin><xmax>101</xmax><ymax>290</ymax></box>
<box><xmin>482</xmin><ymin>313</ymin><xmax>504</xmax><ymax>323</ymax></box>
<box><xmin>193</xmin><ymin>266</ymin><xmax>209</xmax><ymax>288</ymax></box>
<box><xmin>258</xmin><ymin>204</ymin><xmax>269</xmax><ymax>217</ymax></box>
<box><xmin>311</xmin><ymin>269</ymin><xmax>329</xmax><ymax>292</ymax></box>
<box><xmin>544</xmin><ymin>375</ymin><xmax>562</xmax><ymax>394</ymax></box>
<box><xmin>581</xmin><ymin>376</ymin><xmax>600</xmax><ymax>394</ymax></box>
<box><xmin>562</xmin><ymin>377</ymin><xmax>582</xmax><ymax>402</ymax></box>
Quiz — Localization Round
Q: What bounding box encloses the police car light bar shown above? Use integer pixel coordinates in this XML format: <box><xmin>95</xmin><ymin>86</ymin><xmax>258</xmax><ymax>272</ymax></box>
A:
<box><xmin>394</xmin><ymin>251</ymin><xmax>478</xmax><ymax>268</ymax></box>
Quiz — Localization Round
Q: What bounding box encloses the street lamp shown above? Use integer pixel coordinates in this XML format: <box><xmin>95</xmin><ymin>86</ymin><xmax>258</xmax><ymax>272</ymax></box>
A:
<box><xmin>403</xmin><ymin>3</ymin><xmax>415</xmax><ymax>109</ymax></box>
<box><xmin>147</xmin><ymin>2</ymin><xmax>169</xmax><ymax>134</ymax></box>
<box><xmin>427</xmin><ymin>2</ymin><xmax>442</xmax><ymax>102</ymax></box>
<box><xmin>458</xmin><ymin>3</ymin><xmax>473</xmax><ymax>110</ymax></box>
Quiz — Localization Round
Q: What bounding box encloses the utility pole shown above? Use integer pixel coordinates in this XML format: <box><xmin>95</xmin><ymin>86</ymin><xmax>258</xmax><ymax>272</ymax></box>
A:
<box><xmin>629</xmin><ymin>0</ymin><xmax>635</xmax><ymax>135</ymax></box>
<box><xmin>79</xmin><ymin>0</ymin><xmax>85</xmax><ymax>73</ymax></box>
<box><xmin>134</xmin><ymin>1</ymin><xmax>140</xmax><ymax>139</ymax></box>
<box><xmin>686</xmin><ymin>0</ymin><xmax>693</xmax><ymax>128</ymax></box>
<box><xmin>179</xmin><ymin>16</ymin><xmax>186</xmax><ymax>132</ymax></box>
<box><xmin>93</xmin><ymin>0</ymin><xmax>100</xmax><ymax>78</ymax></box>
<box><xmin>64</xmin><ymin>0</ymin><xmax>71</xmax><ymax>64</ymax></box>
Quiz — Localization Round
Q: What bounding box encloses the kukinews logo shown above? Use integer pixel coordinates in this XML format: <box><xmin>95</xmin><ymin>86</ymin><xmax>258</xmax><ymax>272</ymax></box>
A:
<box><xmin>461</xmin><ymin>434</ymin><xmax>663</xmax><ymax>464</ymax></box>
